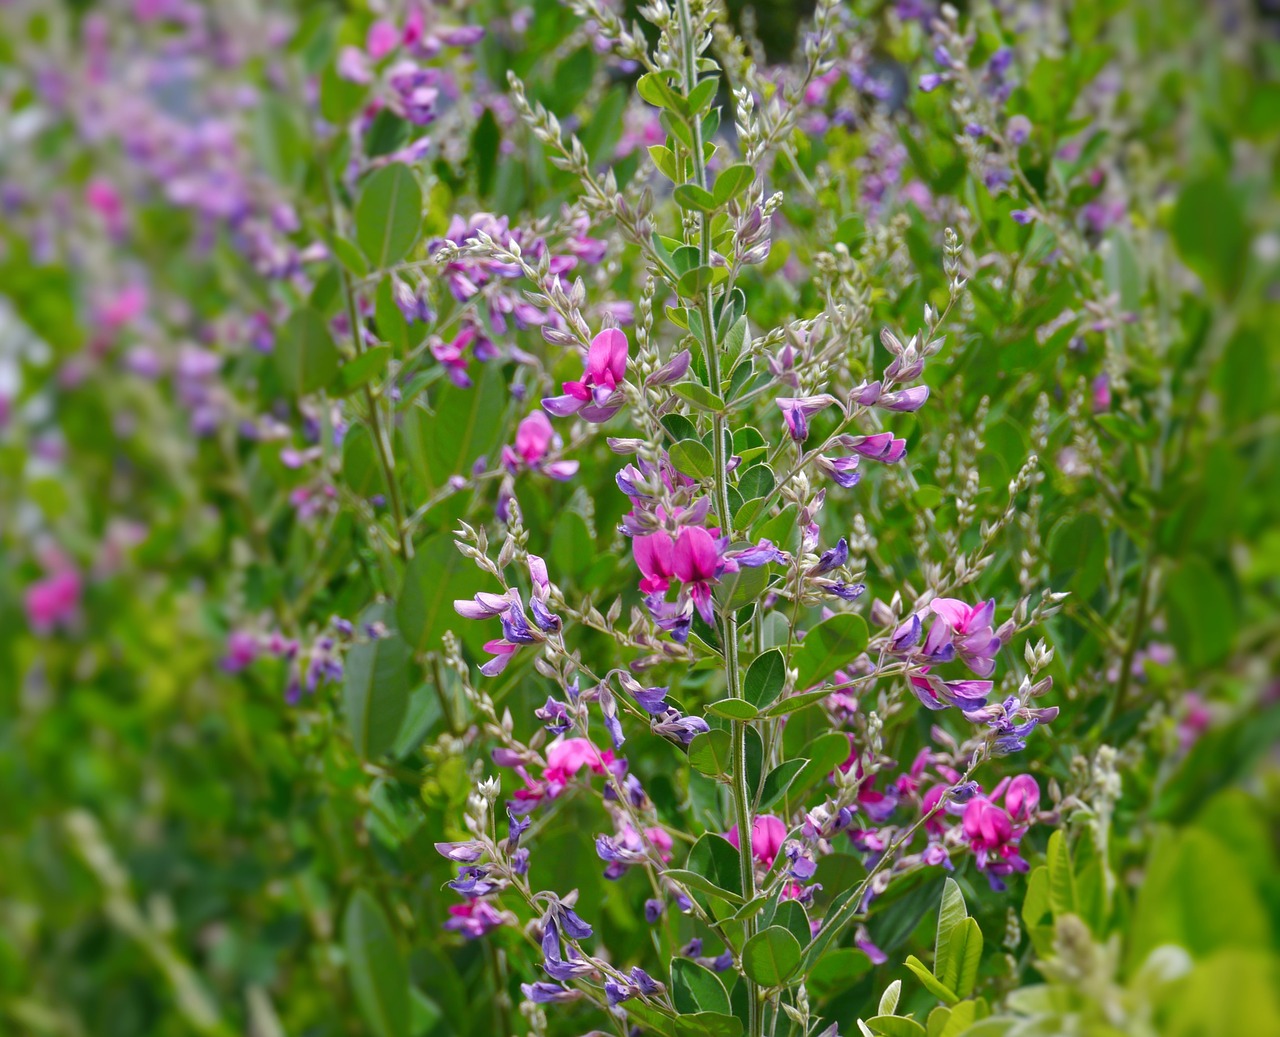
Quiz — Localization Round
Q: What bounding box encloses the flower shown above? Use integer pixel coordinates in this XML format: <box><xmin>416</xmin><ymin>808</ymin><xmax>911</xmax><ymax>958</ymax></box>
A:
<box><xmin>726</xmin><ymin>815</ymin><xmax>788</xmax><ymax>868</ymax></box>
<box><xmin>1004</xmin><ymin>774</ymin><xmax>1040</xmax><ymax>822</ymax></box>
<box><xmin>929</xmin><ymin>598</ymin><xmax>1001</xmax><ymax>677</ymax></box>
<box><xmin>673</xmin><ymin>525</ymin><xmax>720</xmax><ymax>624</ymax></box>
<box><xmin>776</xmin><ymin>394</ymin><xmax>839</xmax><ymax>441</ymax></box>
<box><xmin>962</xmin><ymin>796</ymin><xmax>1029</xmax><ymax>890</ymax></box>
<box><xmin>24</xmin><ymin>568</ymin><xmax>82</xmax><ymax>634</ymax></box>
<box><xmin>542</xmin><ymin>328</ymin><xmax>629</xmax><ymax>422</ymax></box>
<box><xmin>633</xmin><ymin>531</ymin><xmax>677</xmax><ymax>594</ymax></box>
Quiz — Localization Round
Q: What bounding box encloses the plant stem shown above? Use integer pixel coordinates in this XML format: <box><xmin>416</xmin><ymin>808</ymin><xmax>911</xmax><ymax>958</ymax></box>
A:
<box><xmin>322</xmin><ymin>162</ymin><xmax>412</xmax><ymax>562</ymax></box>
<box><xmin>675</xmin><ymin>3</ymin><xmax>760</xmax><ymax>1034</ymax></box>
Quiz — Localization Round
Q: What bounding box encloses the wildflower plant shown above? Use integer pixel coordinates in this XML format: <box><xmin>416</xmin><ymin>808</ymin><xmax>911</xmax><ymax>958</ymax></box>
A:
<box><xmin>1</xmin><ymin>1</ymin><xmax>1278</xmax><ymax>1036</ymax></box>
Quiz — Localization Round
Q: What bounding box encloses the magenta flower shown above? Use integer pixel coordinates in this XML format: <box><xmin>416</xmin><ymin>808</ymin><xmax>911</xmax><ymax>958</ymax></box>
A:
<box><xmin>961</xmin><ymin>796</ymin><xmax>1029</xmax><ymax>889</ymax></box>
<box><xmin>501</xmin><ymin>412</ymin><xmax>579</xmax><ymax>481</ymax></box>
<box><xmin>726</xmin><ymin>815</ymin><xmax>788</xmax><ymax>868</ymax></box>
<box><xmin>222</xmin><ymin>629</ymin><xmax>259</xmax><ymax>672</ymax></box>
<box><xmin>24</xmin><ymin>569</ymin><xmax>82</xmax><ymax>634</ymax></box>
<box><xmin>673</xmin><ymin>525</ymin><xmax>720</xmax><ymax>624</ymax></box>
<box><xmin>633</xmin><ymin>531</ymin><xmax>676</xmax><ymax>594</ymax></box>
<box><xmin>929</xmin><ymin>597</ymin><xmax>1001</xmax><ymax>677</ymax></box>
<box><xmin>1004</xmin><ymin>774</ymin><xmax>1040</xmax><ymax>822</ymax></box>
<box><xmin>542</xmin><ymin>328</ymin><xmax>629</xmax><ymax>423</ymax></box>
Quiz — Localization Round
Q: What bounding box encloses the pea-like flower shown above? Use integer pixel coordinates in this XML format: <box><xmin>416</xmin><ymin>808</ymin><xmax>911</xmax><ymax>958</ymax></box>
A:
<box><xmin>542</xmin><ymin>328</ymin><xmax>629</xmax><ymax>423</ymax></box>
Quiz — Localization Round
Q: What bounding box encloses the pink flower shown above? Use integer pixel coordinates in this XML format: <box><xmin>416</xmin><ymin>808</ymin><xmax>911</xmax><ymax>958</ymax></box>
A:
<box><xmin>962</xmin><ymin>797</ymin><xmax>1013</xmax><ymax>854</ymax></box>
<box><xmin>542</xmin><ymin>328</ymin><xmax>629</xmax><ymax>423</ymax></box>
<box><xmin>727</xmin><ymin>814</ymin><xmax>788</xmax><ymax>867</ymax></box>
<box><xmin>928</xmin><ymin>598</ymin><xmax>1001</xmax><ymax>678</ymax></box>
<box><xmin>544</xmin><ymin>737</ymin><xmax>613</xmax><ymax>784</ymax></box>
<box><xmin>1004</xmin><ymin>774</ymin><xmax>1039</xmax><ymax>823</ymax></box>
<box><xmin>501</xmin><ymin>412</ymin><xmax>579</xmax><ymax>481</ymax></box>
<box><xmin>223</xmin><ymin>630</ymin><xmax>259</xmax><ymax>672</ymax></box>
<box><xmin>673</xmin><ymin>526</ymin><xmax>720</xmax><ymax>624</ymax></box>
<box><xmin>25</xmin><ymin>569</ymin><xmax>82</xmax><ymax>634</ymax></box>
<box><xmin>633</xmin><ymin>532</ymin><xmax>677</xmax><ymax>594</ymax></box>
<box><xmin>367</xmin><ymin>19</ymin><xmax>400</xmax><ymax>60</ymax></box>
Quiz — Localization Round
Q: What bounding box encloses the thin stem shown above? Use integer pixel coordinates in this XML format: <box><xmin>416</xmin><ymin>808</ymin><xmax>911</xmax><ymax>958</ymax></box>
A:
<box><xmin>676</xmin><ymin>3</ymin><xmax>761</xmax><ymax>1035</ymax></box>
<box><xmin>322</xmin><ymin>160</ymin><xmax>412</xmax><ymax>561</ymax></box>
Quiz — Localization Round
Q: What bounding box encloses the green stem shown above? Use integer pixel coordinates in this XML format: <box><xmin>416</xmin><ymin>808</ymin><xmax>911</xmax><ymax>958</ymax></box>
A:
<box><xmin>322</xmin><ymin>162</ymin><xmax>412</xmax><ymax>562</ymax></box>
<box><xmin>675</xmin><ymin>3</ymin><xmax>760</xmax><ymax>1035</ymax></box>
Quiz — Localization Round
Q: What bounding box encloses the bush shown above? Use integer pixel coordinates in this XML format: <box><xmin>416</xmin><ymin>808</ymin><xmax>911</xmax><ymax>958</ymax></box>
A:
<box><xmin>1</xmin><ymin>1</ymin><xmax>1277</xmax><ymax>1035</ymax></box>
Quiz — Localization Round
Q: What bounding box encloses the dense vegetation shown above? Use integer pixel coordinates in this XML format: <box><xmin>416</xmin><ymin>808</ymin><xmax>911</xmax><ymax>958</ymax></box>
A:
<box><xmin>1</xmin><ymin>1</ymin><xmax>1278</xmax><ymax>1035</ymax></box>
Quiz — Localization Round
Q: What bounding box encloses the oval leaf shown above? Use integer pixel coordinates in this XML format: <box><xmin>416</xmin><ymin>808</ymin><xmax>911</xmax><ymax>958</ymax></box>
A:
<box><xmin>356</xmin><ymin>163</ymin><xmax>422</xmax><ymax>269</ymax></box>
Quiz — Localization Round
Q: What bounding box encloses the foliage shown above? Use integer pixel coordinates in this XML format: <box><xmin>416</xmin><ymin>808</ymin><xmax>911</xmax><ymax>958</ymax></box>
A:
<box><xmin>0</xmin><ymin>1</ymin><xmax>1277</xmax><ymax>1036</ymax></box>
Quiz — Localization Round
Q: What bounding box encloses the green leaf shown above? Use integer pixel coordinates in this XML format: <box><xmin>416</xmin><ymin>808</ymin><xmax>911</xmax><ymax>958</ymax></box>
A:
<box><xmin>867</xmin><ymin>1017</ymin><xmax>927</xmax><ymax>1037</ymax></box>
<box><xmin>649</xmin><ymin>144</ymin><xmax>679</xmax><ymax>181</ymax></box>
<box><xmin>671</xmin><ymin>958</ymin><xmax>730</xmax><ymax>1015</ymax></box>
<box><xmin>636</xmin><ymin>71</ymin><xmax>682</xmax><ymax>110</ymax></box>
<box><xmin>757</xmin><ymin>686</ymin><xmax>837</xmax><ymax>718</ymax></box>
<box><xmin>673</xmin><ymin>183</ymin><xmax>718</xmax><ymax>213</ymax></box>
<box><xmin>1046</xmin><ymin>513</ymin><xmax>1107</xmax><ymax>599</ymax></box>
<box><xmin>1162</xmin><ymin>557</ymin><xmax>1236</xmax><ymax>668</ymax></box>
<box><xmin>674</xmin><ymin>1013</ymin><xmax>743</xmax><ymax>1037</ymax></box>
<box><xmin>343</xmin><ymin>604</ymin><xmax>410</xmax><ymax>758</ymax></box>
<box><xmin>743</xmin><ymin>649</ymin><xmax>786</xmax><ymax>708</ymax></box>
<box><xmin>793</xmin><ymin>613</ymin><xmax>869</xmax><ymax>691</ymax></box>
<box><xmin>662</xmin><ymin>869</ymin><xmax>743</xmax><ymax>906</ymax></box>
<box><xmin>275</xmin><ymin>308</ymin><xmax>340</xmax><ymax>396</ymax></box>
<box><xmin>686</xmin><ymin>76</ymin><xmax>720</xmax><ymax>114</ymax></box>
<box><xmin>355</xmin><ymin>163</ymin><xmax>422</xmax><ymax>270</ymax></box>
<box><xmin>344</xmin><ymin>890</ymin><xmax>410</xmax><ymax>1037</ymax></box>
<box><xmin>1046</xmin><ymin>831</ymin><xmax>1077</xmax><ymax>917</ymax></box>
<box><xmin>741</xmin><ymin>926</ymin><xmax>802</xmax><ymax>986</ymax></box>
<box><xmin>752</xmin><ymin>757</ymin><xmax>803</xmax><ymax>814</ymax></box>
<box><xmin>1022</xmin><ymin>866</ymin><xmax>1050</xmax><ymax>929</ymax></box>
<box><xmin>673</xmin><ymin>382</ymin><xmax>725</xmax><ymax>413</ymax></box>
<box><xmin>937</xmin><ymin>1000</ymin><xmax>979</xmax><ymax>1037</ymax></box>
<box><xmin>686</xmin><ymin>833</ymin><xmax>744</xmax><ymax>901</ymax></box>
<box><xmin>904</xmin><ymin>955</ymin><xmax>960</xmax><ymax>1005</ymax></box>
<box><xmin>705</xmin><ymin>698</ymin><xmax>759</xmax><ymax>721</ymax></box>
<box><xmin>676</xmin><ymin>264</ymin><xmax>717</xmax><ymax>298</ymax></box>
<box><xmin>424</xmin><ymin>363</ymin><xmax>507</xmax><ymax>489</ymax></box>
<box><xmin>950</xmin><ymin>917</ymin><xmax>983</xmax><ymax>999</ymax></box>
<box><xmin>330</xmin><ymin>234</ymin><xmax>371</xmax><ymax>277</ymax></box>
<box><xmin>335</xmin><ymin>345</ymin><xmax>391</xmax><ymax>396</ymax></box>
<box><xmin>879</xmin><ymin>979</ymin><xmax>902</xmax><ymax>1015</ymax></box>
<box><xmin>784</xmin><ymin>732</ymin><xmax>851</xmax><ymax>807</ymax></box>
<box><xmin>472</xmin><ymin>108</ymin><xmax>500</xmax><ymax>198</ymax></box>
<box><xmin>934</xmin><ymin>878</ymin><xmax>969</xmax><ymax>990</ymax></box>
<box><xmin>669</xmin><ymin>439</ymin><xmax>716</xmax><ymax>480</ymax></box>
<box><xmin>342</xmin><ymin>425</ymin><xmax>388</xmax><ymax>498</ymax></box>
<box><xmin>1171</xmin><ymin>172</ymin><xmax>1248</xmax><ymax>298</ymax></box>
<box><xmin>712</xmin><ymin>163</ymin><xmax>754</xmax><ymax>206</ymax></box>
<box><xmin>688</xmin><ymin>729</ymin><xmax>733</xmax><ymax>778</ymax></box>
<box><xmin>397</xmin><ymin>534</ymin><xmax>477</xmax><ymax>656</ymax></box>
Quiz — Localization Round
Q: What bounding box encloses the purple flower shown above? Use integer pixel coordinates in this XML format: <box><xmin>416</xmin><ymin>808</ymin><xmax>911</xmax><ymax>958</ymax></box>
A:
<box><xmin>644</xmin><ymin>898</ymin><xmax>665</xmax><ymax>923</ymax></box>
<box><xmin>777</xmin><ymin>394</ymin><xmax>839</xmax><ymax>442</ymax></box>
<box><xmin>651</xmin><ymin>708</ymin><xmax>710</xmax><ymax>746</ymax></box>
<box><xmin>522</xmin><ymin>982</ymin><xmax>580</xmax><ymax>1004</ymax></box>
<box><xmin>929</xmin><ymin>598</ymin><xmax>1001</xmax><ymax>677</ymax></box>
<box><xmin>435</xmin><ymin>840</ymin><xmax>486</xmax><ymax>863</ymax></box>
<box><xmin>1011</xmin><ymin>209</ymin><xmax>1036</xmax><ymax>225</ymax></box>
<box><xmin>919</xmin><ymin>72</ymin><xmax>947</xmax><ymax>92</ymax></box>
<box><xmin>814</xmin><ymin>538</ymin><xmax>849</xmax><ymax>574</ymax></box>
<box><xmin>816</xmin><ymin>454</ymin><xmax>862</xmax><ymax>488</ymax></box>
<box><xmin>878</xmin><ymin>385</ymin><xmax>930</xmax><ymax>412</ymax></box>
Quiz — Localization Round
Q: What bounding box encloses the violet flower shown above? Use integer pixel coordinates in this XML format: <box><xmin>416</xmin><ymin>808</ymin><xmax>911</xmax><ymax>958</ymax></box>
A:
<box><xmin>776</xmin><ymin>394</ymin><xmax>839</xmax><ymax>442</ymax></box>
